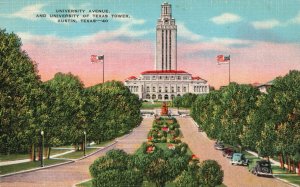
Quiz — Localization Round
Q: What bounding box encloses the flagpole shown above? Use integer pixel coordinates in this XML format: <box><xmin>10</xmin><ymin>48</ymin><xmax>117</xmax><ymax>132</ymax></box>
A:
<box><xmin>102</xmin><ymin>57</ymin><xmax>104</xmax><ymax>83</ymax></box>
<box><xmin>229</xmin><ymin>58</ymin><xmax>231</xmax><ymax>84</ymax></box>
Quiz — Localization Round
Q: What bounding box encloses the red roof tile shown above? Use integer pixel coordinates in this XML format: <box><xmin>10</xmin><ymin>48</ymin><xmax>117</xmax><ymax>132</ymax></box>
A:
<box><xmin>192</xmin><ymin>76</ymin><xmax>202</xmax><ymax>80</ymax></box>
<box><xmin>141</xmin><ymin>70</ymin><xmax>188</xmax><ymax>74</ymax></box>
<box><xmin>126</xmin><ymin>76</ymin><xmax>137</xmax><ymax>80</ymax></box>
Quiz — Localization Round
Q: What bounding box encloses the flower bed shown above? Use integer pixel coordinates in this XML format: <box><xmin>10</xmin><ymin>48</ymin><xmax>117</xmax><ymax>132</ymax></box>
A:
<box><xmin>148</xmin><ymin>117</ymin><xmax>181</xmax><ymax>144</ymax></box>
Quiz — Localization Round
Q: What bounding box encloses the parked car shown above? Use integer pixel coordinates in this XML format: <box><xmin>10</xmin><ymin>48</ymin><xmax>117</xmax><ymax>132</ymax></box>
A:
<box><xmin>230</xmin><ymin>153</ymin><xmax>249</xmax><ymax>166</ymax></box>
<box><xmin>251</xmin><ymin>160</ymin><xmax>273</xmax><ymax>177</ymax></box>
<box><xmin>214</xmin><ymin>141</ymin><xmax>225</xmax><ymax>150</ymax></box>
<box><xmin>222</xmin><ymin>148</ymin><xmax>234</xmax><ymax>159</ymax></box>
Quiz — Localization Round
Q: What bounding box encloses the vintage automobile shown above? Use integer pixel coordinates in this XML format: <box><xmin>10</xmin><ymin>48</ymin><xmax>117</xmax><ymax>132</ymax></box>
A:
<box><xmin>214</xmin><ymin>141</ymin><xmax>225</xmax><ymax>150</ymax></box>
<box><xmin>251</xmin><ymin>160</ymin><xmax>273</xmax><ymax>177</ymax></box>
<box><xmin>222</xmin><ymin>148</ymin><xmax>234</xmax><ymax>159</ymax></box>
<box><xmin>230</xmin><ymin>153</ymin><xmax>249</xmax><ymax>166</ymax></box>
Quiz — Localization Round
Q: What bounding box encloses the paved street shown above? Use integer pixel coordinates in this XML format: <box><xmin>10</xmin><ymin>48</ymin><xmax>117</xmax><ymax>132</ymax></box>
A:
<box><xmin>0</xmin><ymin>117</ymin><xmax>152</xmax><ymax>187</ymax></box>
<box><xmin>177</xmin><ymin>117</ymin><xmax>292</xmax><ymax>187</ymax></box>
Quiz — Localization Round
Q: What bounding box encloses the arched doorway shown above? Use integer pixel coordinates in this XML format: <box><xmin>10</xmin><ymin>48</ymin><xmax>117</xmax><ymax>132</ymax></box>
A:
<box><xmin>171</xmin><ymin>94</ymin><xmax>175</xmax><ymax>100</ymax></box>
<box><xmin>164</xmin><ymin>94</ymin><xmax>169</xmax><ymax>100</ymax></box>
<box><xmin>152</xmin><ymin>94</ymin><xmax>156</xmax><ymax>100</ymax></box>
<box><xmin>146</xmin><ymin>94</ymin><xmax>150</xmax><ymax>99</ymax></box>
<box><xmin>158</xmin><ymin>94</ymin><xmax>162</xmax><ymax>100</ymax></box>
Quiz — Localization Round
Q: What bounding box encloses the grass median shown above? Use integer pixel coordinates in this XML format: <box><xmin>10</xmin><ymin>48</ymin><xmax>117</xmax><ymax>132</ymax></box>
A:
<box><xmin>0</xmin><ymin>159</ymin><xmax>68</xmax><ymax>175</ymax></box>
<box><xmin>56</xmin><ymin>148</ymin><xmax>98</xmax><ymax>159</ymax></box>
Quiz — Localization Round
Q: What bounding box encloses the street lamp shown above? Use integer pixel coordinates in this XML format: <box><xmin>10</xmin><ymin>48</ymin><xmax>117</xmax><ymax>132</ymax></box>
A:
<box><xmin>83</xmin><ymin>131</ymin><xmax>86</xmax><ymax>156</ymax></box>
<box><xmin>40</xmin><ymin>130</ymin><xmax>44</xmax><ymax>167</ymax></box>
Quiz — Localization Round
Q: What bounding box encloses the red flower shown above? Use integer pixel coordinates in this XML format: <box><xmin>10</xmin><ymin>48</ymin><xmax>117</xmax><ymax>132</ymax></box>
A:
<box><xmin>191</xmin><ymin>154</ymin><xmax>198</xmax><ymax>159</ymax></box>
<box><xmin>147</xmin><ymin>146</ymin><xmax>155</xmax><ymax>153</ymax></box>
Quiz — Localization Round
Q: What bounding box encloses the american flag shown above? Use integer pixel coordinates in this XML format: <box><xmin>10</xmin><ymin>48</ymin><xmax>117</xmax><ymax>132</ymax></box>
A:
<box><xmin>216</xmin><ymin>55</ymin><xmax>230</xmax><ymax>64</ymax></box>
<box><xmin>91</xmin><ymin>55</ymin><xmax>104</xmax><ymax>63</ymax></box>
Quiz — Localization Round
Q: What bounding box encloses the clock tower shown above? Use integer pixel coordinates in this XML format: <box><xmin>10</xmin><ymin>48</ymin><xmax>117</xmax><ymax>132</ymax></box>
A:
<box><xmin>156</xmin><ymin>2</ymin><xmax>177</xmax><ymax>71</ymax></box>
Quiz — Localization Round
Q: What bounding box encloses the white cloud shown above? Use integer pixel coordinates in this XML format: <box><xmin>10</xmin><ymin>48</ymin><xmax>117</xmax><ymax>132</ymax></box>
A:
<box><xmin>251</xmin><ymin>19</ymin><xmax>281</xmax><ymax>29</ymax></box>
<box><xmin>16</xmin><ymin>16</ymin><xmax>152</xmax><ymax>44</ymax></box>
<box><xmin>289</xmin><ymin>11</ymin><xmax>300</xmax><ymax>24</ymax></box>
<box><xmin>10</xmin><ymin>4</ymin><xmax>46</xmax><ymax>20</ymax></box>
<box><xmin>210</xmin><ymin>13</ymin><xmax>241</xmax><ymax>25</ymax></box>
<box><xmin>210</xmin><ymin>37</ymin><xmax>253</xmax><ymax>46</ymax></box>
<box><xmin>177</xmin><ymin>22</ymin><xmax>203</xmax><ymax>41</ymax></box>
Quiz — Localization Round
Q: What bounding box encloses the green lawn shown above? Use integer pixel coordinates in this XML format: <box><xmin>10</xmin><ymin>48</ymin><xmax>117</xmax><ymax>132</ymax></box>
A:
<box><xmin>0</xmin><ymin>153</ymin><xmax>30</xmax><ymax>162</ymax></box>
<box><xmin>272</xmin><ymin>165</ymin><xmax>300</xmax><ymax>185</ymax></box>
<box><xmin>142</xmin><ymin>101</ymin><xmax>164</xmax><ymax>109</ymax></box>
<box><xmin>76</xmin><ymin>179</ymin><xmax>227</xmax><ymax>187</ymax></box>
<box><xmin>0</xmin><ymin>148</ymin><xmax>72</xmax><ymax>162</ymax></box>
<box><xmin>88</xmin><ymin>140</ymin><xmax>115</xmax><ymax>148</ymax></box>
<box><xmin>0</xmin><ymin>159</ymin><xmax>68</xmax><ymax>175</ymax></box>
<box><xmin>76</xmin><ymin>179</ymin><xmax>93</xmax><ymax>187</ymax></box>
<box><xmin>56</xmin><ymin>148</ymin><xmax>98</xmax><ymax>159</ymax></box>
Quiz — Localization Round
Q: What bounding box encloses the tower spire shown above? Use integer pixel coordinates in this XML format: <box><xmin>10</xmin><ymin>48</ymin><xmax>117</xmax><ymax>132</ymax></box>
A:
<box><xmin>156</xmin><ymin>3</ymin><xmax>177</xmax><ymax>71</ymax></box>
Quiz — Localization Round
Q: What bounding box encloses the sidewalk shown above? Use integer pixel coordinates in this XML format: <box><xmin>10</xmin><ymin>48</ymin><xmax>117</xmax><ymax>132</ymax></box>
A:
<box><xmin>0</xmin><ymin>149</ymin><xmax>75</xmax><ymax>166</ymax></box>
<box><xmin>0</xmin><ymin>117</ymin><xmax>152</xmax><ymax>187</ymax></box>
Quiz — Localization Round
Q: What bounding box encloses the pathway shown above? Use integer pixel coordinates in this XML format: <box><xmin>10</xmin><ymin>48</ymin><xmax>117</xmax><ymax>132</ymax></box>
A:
<box><xmin>0</xmin><ymin>117</ymin><xmax>152</xmax><ymax>187</ymax></box>
<box><xmin>177</xmin><ymin>117</ymin><xmax>292</xmax><ymax>187</ymax></box>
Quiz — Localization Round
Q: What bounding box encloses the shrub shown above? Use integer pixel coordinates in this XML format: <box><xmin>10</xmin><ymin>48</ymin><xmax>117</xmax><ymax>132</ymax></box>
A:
<box><xmin>199</xmin><ymin>160</ymin><xmax>223</xmax><ymax>187</ymax></box>
<box><xmin>89</xmin><ymin>149</ymin><xmax>130</xmax><ymax>178</ymax></box>
<box><xmin>92</xmin><ymin>169</ymin><xmax>143</xmax><ymax>187</ymax></box>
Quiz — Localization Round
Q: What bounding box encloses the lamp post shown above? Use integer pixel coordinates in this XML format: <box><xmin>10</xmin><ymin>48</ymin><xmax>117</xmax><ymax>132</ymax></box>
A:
<box><xmin>83</xmin><ymin>131</ymin><xmax>86</xmax><ymax>156</ymax></box>
<box><xmin>40</xmin><ymin>130</ymin><xmax>44</xmax><ymax>167</ymax></box>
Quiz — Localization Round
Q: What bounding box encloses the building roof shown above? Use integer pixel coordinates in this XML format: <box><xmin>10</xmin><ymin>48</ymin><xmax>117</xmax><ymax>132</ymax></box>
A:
<box><xmin>126</xmin><ymin>76</ymin><xmax>137</xmax><ymax>80</ymax></box>
<box><xmin>141</xmin><ymin>70</ymin><xmax>188</xmax><ymax>74</ymax></box>
<box><xmin>192</xmin><ymin>76</ymin><xmax>202</xmax><ymax>80</ymax></box>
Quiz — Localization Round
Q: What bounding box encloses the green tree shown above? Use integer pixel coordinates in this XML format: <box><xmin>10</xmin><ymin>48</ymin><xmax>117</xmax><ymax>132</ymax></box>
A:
<box><xmin>173</xmin><ymin>93</ymin><xmax>198</xmax><ymax>108</ymax></box>
<box><xmin>198</xmin><ymin>160</ymin><xmax>223</xmax><ymax>187</ymax></box>
<box><xmin>191</xmin><ymin>91</ymin><xmax>222</xmax><ymax>139</ymax></box>
<box><xmin>90</xmin><ymin>149</ymin><xmax>143</xmax><ymax>187</ymax></box>
<box><xmin>44</xmin><ymin>73</ymin><xmax>86</xmax><ymax>147</ymax></box>
<box><xmin>218</xmin><ymin>83</ymin><xmax>260</xmax><ymax>147</ymax></box>
<box><xmin>85</xmin><ymin>81</ymin><xmax>142</xmax><ymax>143</ymax></box>
<box><xmin>0</xmin><ymin>29</ymin><xmax>41</xmax><ymax>154</ymax></box>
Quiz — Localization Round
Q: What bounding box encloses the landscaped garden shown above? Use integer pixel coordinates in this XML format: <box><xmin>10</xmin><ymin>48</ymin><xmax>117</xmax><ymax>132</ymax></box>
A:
<box><xmin>86</xmin><ymin>117</ymin><xmax>224</xmax><ymax>187</ymax></box>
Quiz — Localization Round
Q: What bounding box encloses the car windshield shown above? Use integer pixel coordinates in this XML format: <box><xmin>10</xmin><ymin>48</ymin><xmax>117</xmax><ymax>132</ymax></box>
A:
<box><xmin>260</xmin><ymin>162</ymin><xmax>270</xmax><ymax>167</ymax></box>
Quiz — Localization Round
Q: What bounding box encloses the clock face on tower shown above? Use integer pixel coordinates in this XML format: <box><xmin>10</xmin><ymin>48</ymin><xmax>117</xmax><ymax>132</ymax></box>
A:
<box><xmin>164</xmin><ymin>18</ymin><xmax>169</xmax><ymax>23</ymax></box>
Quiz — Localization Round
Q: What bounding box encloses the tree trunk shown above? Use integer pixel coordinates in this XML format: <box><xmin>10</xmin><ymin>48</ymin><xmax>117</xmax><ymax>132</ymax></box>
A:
<box><xmin>282</xmin><ymin>154</ymin><xmax>285</xmax><ymax>169</ymax></box>
<box><xmin>37</xmin><ymin>147</ymin><xmax>41</xmax><ymax>161</ymax></box>
<box><xmin>298</xmin><ymin>160</ymin><xmax>300</xmax><ymax>176</ymax></box>
<box><xmin>287</xmin><ymin>155</ymin><xmax>291</xmax><ymax>173</ymax></box>
<box><xmin>279</xmin><ymin>154</ymin><xmax>283</xmax><ymax>168</ymax></box>
<box><xmin>31</xmin><ymin>144</ymin><xmax>34</xmax><ymax>161</ymax></box>
<box><xmin>44</xmin><ymin>146</ymin><xmax>48</xmax><ymax>159</ymax></box>
<box><xmin>81</xmin><ymin>143</ymin><xmax>84</xmax><ymax>151</ymax></box>
<box><xmin>48</xmin><ymin>147</ymin><xmax>51</xmax><ymax>159</ymax></box>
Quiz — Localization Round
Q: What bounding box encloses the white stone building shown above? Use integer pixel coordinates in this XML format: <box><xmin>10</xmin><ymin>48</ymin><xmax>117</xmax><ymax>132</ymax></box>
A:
<box><xmin>124</xmin><ymin>3</ymin><xmax>209</xmax><ymax>101</ymax></box>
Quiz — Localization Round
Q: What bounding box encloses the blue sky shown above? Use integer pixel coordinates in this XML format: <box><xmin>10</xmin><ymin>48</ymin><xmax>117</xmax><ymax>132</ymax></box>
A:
<box><xmin>1</xmin><ymin>0</ymin><xmax>300</xmax><ymax>43</ymax></box>
<box><xmin>1</xmin><ymin>0</ymin><xmax>300</xmax><ymax>87</ymax></box>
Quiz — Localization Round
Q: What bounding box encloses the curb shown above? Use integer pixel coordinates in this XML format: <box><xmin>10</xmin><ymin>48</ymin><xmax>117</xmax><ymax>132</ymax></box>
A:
<box><xmin>0</xmin><ymin>122</ymin><xmax>144</xmax><ymax>179</ymax></box>
<box><xmin>273</xmin><ymin>175</ymin><xmax>299</xmax><ymax>187</ymax></box>
<box><xmin>0</xmin><ymin>139</ymin><xmax>119</xmax><ymax>178</ymax></box>
<box><xmin>72</xmin><ymin>178</ymin><xmax>92</xmax><ymax>187</ymax></box>
<box><xmin>0</xmin><ymin>160</ymin><xmax>74</xmax><ymax>178</ymax></box>
<box><xmin>76</xmin><ymin>141</ymin><xmax>117</xmax><ymax>161</ymax></box>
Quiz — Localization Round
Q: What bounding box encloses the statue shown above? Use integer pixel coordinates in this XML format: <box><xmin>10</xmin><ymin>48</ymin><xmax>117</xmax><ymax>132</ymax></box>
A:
<box><xmin>160</xmin><ymin>102</ymin><xmax>168</xmax><ymax>116</ymax></box>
